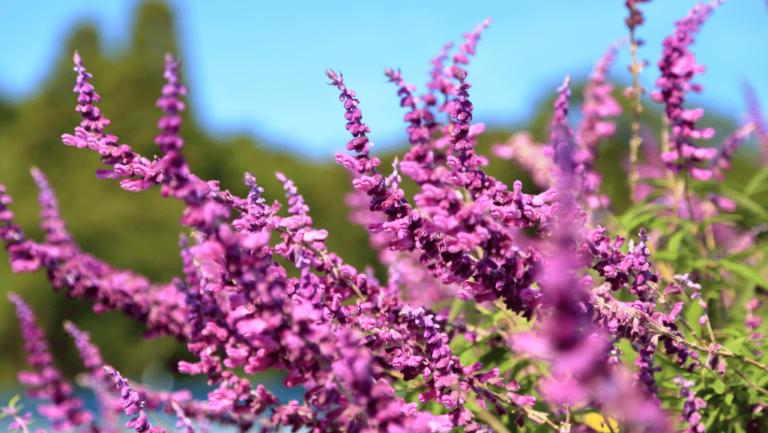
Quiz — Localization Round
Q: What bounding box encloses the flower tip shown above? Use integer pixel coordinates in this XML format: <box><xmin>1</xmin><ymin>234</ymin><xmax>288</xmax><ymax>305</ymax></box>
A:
<box><xmin>164</xmin><ymin>52</ymin><xmax>176</xmax><ymax>65</ymax></box>
<box><xmin>73</xmin><ymin>51</ymin><xmax>81</xmax><ymax>65</ymax></box>
<box><xmin>325</xmin><ymin>69</ymin><xmax>340</xmax><ymax>84</ymax></box>
<box><xmin>482</xmin><ymin>17</ymin><xmax>493</xmax><ymax>27</ymax></box>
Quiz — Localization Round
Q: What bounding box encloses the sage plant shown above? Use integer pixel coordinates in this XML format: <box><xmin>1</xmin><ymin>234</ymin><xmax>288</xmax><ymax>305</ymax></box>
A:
<box><xmin>3</xmin><ymin>2</ymin><xmax>768</xmax><ymax>433</ymax></box>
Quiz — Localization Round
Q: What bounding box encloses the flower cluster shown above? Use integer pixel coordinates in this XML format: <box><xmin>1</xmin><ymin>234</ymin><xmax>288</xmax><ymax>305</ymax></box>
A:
<box><xmin>3</xmin><ymin>3</ymin><xmax>768</xmax><ymax>433</ymax></box>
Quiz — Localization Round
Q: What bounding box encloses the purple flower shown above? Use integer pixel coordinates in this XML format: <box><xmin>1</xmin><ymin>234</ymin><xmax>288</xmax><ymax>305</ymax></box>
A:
<box><xmin>71</xmin><ymin>51</ymin><xmax>111</xmax><ymax>136</ymax></box>
<box><xmin>103</xmin><ymin>366</ymin><xmax>166</xmax><ymax>433</ymax></box>
<box><xmin>744</xmin><ymin>83</ymin><xmax>768</xmax><ymax>162</ymax></box>
<box><xmin>625</xmin><ymin>0</ymin><xmax>652</xmax><ymax>30</ymax></box>
<box><xmin>326</xmin><ymin>69</ymin><xmax>372</xmax><ymax>155</ymax></box>
<box><xmin>711</xmin><ymin>123</ymin><xmax>755</xmax><ymax>181</ymax></box>
<box><xmin>7</xmin><ymin>293</ymin><xmax>93</xmax><ymax>432</ymax></box>
<box><xmin>576</xmin><ymin>42</ymin><xmax>624</xmax><ymax>209</ymax></box>
<box><xmin>651</xmin><ymin>1</ymin><xmax>723</xmax><ymax>180</ymax></box>
<box><xmin>155</xmin><ymin>53</ymin><xmax>187</xmax><ymax>154</ymax></box>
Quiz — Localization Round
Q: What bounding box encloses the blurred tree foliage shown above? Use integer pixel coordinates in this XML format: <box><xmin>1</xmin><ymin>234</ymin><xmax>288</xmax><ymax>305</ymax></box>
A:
<box><xmin>0</xmin><ymin>1</ymin><xmax>757</xmax><ymax>386</ymax></box>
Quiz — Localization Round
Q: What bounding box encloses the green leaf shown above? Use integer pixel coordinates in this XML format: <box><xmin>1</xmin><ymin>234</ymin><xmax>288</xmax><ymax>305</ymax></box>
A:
<box><xmin>617</xmin><ymin>204</ymin><xmax>667</xmax><ymax>230</ymax></box>
<box><xmin>713</xmin><ymin>380</ymin><xmax>726</xmax><ymax>394</ymax></box>
<box><xmin>448</xmin><ymin>297</ymin><xmax>464</xmax><ymax>323</ymax></box>
<box><xmin>721</xmin><ymin>187</ymin><xmax>768</xmax><ymax>219</ymax></box>
<box><xmin>638</xmin><ymin>178</ymin><xmax>673</xmax><ymax>190</ymax></box>
<box><xmin>626</xmin><ymin>212</ymin><xmax>664</xmax><ymax>233</ymax></box>
<box><xmin>699</xmin><ymin>213</ymin><xmax>742</xmax><ymax>226</ymax></box>
<box><xmin>663</xmin><ymin>229</ymin><xmax>689</xmax><ymax>262</ymax></box>
<box><xmin>744</xmin><ymin>165</ymin><xmax>768</xmax><ymax>195</ymax></box>
<box><xmin>719</xmin><ymin>259</ymin><xmax>768</xmax><ymax>288</ymax></box>
<box><xmin>724</xmin><ymin>392</ymin><xmax>734</xmax><ymax>406</ymax></box>
<box><xmin>478</xmin><ymin>347</ymin><xmax>508</xmax><ymax>366</ymax></box>
<box><xmin>704</xmin><ymin>406</ymin><xmax>721</xmax><ymax>429</ymax></box>
<box><xmin>730</xmin><ymin>337</ymin><xmax>745</xmax><ymax>355</ymax></box>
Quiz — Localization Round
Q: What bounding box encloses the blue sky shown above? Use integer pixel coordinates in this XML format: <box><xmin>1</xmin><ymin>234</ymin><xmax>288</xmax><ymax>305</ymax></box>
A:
<box><xmin>1</xmin><ymin>0</ymin><xmax>767</xmax><ymax>160</ymax></box>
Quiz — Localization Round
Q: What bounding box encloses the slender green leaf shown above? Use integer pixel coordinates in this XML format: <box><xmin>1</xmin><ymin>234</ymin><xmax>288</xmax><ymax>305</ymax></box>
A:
<box><xmin>665</xmin><ymin>229</ymin><xmax>688</xmax><ymax>261</ymax></box>
<box><xmin>719</xmin><ymin>259</ymin><xmax>768</xmax><ymax>287</ymax></box>
<box><xmin>744</xmin><ymin>165</ymin><xmax>768</xmax><ymax>195</ymax></box>
<box><xmin>721</xmin><ymin>187</ymin><xmax>768</xmax><ymax>219</ymax></box>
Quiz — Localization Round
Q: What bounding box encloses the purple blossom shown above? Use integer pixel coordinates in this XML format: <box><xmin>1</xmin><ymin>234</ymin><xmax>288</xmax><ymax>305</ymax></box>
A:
<box><xmin>103</xmin><ymin>366</ymin><xmax>165</xmax><ymax>433</ymax></box>
<box><xmin>326</xmin><ymin>69</ymin><xmax>373</xmax><ymax>155</ymax></box>
<box><xmin>2</xmin><ymin>397</ymin><xmax>41</xmax><ymax>433</ymax></box>
<box><xmin>744</xmin><ymin>83</ymin><xmax>768</xmax><ymax>161</ymax></box>
<box><xmin>625</xmin><ymin>0</ymin><xmax>652</xmax><ymax>30</ymax></box>
<box><xmin>451</xmin><ymin>18</ymin><xmax>492</xmax><ymax>66</ymax></box>
<box><xmin>72</xmin><ymin>51</ymin><xmax>110</xmax><ymax>136</ymax></box>
<box><xmin>674</xmin><ymin>376</ymin><xmax>708</xmax><ymax>433</ymax></box>
<box><xmin>576</xmin><ymin>42</ymin><xmax>624</xmax><ymax>209</ymax></box>
<box><xmin>711</xmin><ymin>123</ymin><xmax>755</xmax><ymax>181</ymax></box>
<box><xmin>549</xmin><ymin>76</ymin><xmax>577</xmax><ymax>196</ymax></box>
<box><xmin>651</xmin><ymin>0</ymin><xmax>723</xmax><ymax>180</ymax></box>
<box><xmin>491</xmin><ymin>132</ymin><xmax>554</xmax><ymax>189</ymax></box>
<box><xmin>155</xmin><ymin>53</ymin><xmax>187</xmax><ymax>154</ymax></box>
<box><xmin>7</xmin><ymin>293</ymin><xmax>93</xmax><ymax>432</ymax></box>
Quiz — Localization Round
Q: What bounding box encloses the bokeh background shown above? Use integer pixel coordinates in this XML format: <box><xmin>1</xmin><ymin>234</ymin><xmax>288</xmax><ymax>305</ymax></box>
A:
<box><xmin>0</xmin><ymin>0</ymin><xmax>767</xmax><ymax>429</ymax></box>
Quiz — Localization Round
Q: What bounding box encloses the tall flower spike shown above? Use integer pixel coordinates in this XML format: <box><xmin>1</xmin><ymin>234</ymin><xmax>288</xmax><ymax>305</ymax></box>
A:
<box><xmin>651</xmin><ymin>0</ymin><xmax>723</xmax><ymax>180</ymax></box>
<box><xmin>440</xmin><ymin>18</ymin><xmax>491</xmax><ymax>115</ymax></box>
<box><xmin>64</xmin><ymin>320</ymin><xmax>123</xmax><ymax>433</ymax></box>
<box><xmin>326</xmin><ymin>69</ymin><xmax>372</xmax><ymax>156</ymax></box>
<box><xmin>103</xmin><ymin>366</ymin><xmax>165</xmax><ymax>433</ymax></box>
<box><xmin>549</xmin><ymin>76</ymin><xmax>578</xmax><ymax>198</ymax></box>
<box><xmin>578</xmin><ymin>42</ymin><xmax>623</xmax><ymax>160</ymax></box>
<box><xmin>426</xmin><ymin>41</ymin><xmax>454</xmax><ymax>99</ymax></box>
<box><xmin>577</xmin><ymin>42</ymin><xmax>624</xmax><ymax>209</ymax></box>
<box><xmin>451</xmin><ymin>18</ymin><xmax>492</xmax><ymax>67</ymax></box>
<box><xmin>155</xmin><ymin>53</ymin><xmax>187</xmax><ymax>154</ymax></box>
<box><xmin>63</xmin><ymin>321</ymin><xmax>105</xmax><ymax>375</ymax></box>
<box><xmin>711</xmin><ymin>123</ymin><xmax>754</xmax><ymax>181</ymax></box>
<box><xmin>7</xmin><ymin>293</ymin><xmax>93</xmax><ymax>432</ymax></box>
<box><xmin>30</xmin><ymin>168</ymin><xmax>78</xmax><ymax>261</ymax></box>
<box><xmin>72</xmin><ymin>51</ymin><xmax>110</xmax><ymax>136</ymax></box>
<box><xmin>450</xmin><ymin>68</ymin><xmax>474</xmax><ymax>155</ymax></box>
